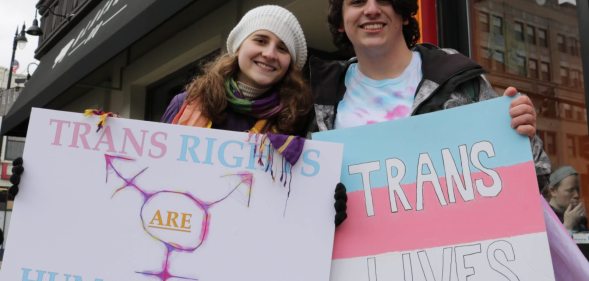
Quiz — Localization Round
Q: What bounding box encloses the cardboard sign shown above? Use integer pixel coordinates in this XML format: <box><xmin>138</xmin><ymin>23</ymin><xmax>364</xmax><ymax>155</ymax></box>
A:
<box><xmin>314</xmin><ymin>97</ymin><xmax>555</xmax><ymax>281</ymax></box>
<box><xmin>0</xmin><ymin>108</ymin><xmax>342</xmax><ymax>281</ymax></box>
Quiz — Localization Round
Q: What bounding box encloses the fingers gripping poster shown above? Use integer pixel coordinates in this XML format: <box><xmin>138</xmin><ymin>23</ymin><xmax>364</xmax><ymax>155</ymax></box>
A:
<box><xmin>313</xmin><ymin>97</ymin><xmax>555</xmax><ymax>281</ymax></box>
<box><xmin>0</xmin><ymin>108</ymin><xmax>342</xmax><ymax>281</ymax></box>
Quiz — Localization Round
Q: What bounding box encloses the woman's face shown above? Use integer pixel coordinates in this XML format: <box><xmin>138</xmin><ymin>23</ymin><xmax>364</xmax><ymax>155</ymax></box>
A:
<box><xmin>236</xmin><ymin>30</ymin><xmax>291</xmax><ymax>89</ymax></box>
<box><xmin>550</xmin><ymin>175</ymin><xmax>580</xmax><ymax>210</ymax></box>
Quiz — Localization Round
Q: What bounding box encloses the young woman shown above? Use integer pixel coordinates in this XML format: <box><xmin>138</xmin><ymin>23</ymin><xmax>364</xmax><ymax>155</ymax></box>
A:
<box><xmin>160</xmin><ymin>5</ymin><xmax>347</xmax><ymax>225</ymax></box>
<box><xmin>161</xmin><ymin>5</ymin><xmax>311</xmax><ymax>137</ymax></box>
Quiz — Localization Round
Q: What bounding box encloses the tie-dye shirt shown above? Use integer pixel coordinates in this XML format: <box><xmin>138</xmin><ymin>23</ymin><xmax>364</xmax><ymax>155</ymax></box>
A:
<box><xmin>334</xmin><ymin>51</ymin><xmax>422</xmax><ymax>129</ymax></box>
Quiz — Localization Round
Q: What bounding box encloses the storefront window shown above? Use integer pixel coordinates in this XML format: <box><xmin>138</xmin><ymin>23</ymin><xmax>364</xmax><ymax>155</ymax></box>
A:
<box><xmin>468</xmin><ymin>0</ymin><xmax>587</xmax><ymax>190</ymax></box>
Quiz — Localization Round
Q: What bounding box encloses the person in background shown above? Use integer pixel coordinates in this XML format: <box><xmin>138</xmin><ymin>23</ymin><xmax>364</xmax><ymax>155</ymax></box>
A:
<box><xmin>548</xmin><ymin>165</ymin><xmax>587</xmax><ymax>232</ymax></box>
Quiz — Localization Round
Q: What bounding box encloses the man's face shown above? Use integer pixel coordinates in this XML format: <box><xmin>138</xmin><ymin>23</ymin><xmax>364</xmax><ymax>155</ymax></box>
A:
<box><xmin>341</xmin><ymin>0</ymin><xmax>406</xmax><ymax>53</ymax></box>
<box><xmin>550</xmin><ymin>175</ymin><xmax>580</xmax><ymax>210</ymax></box>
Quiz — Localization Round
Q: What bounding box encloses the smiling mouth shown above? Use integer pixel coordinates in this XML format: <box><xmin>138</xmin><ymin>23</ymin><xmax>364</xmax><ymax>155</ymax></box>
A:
<box><xmin>254</xmin><ymin>61</ymin><xmax>277</xmax><ymax>72</ymax></box>
<box><xmin>360</xmin><ymin>23</ymin><xmax>385</xmax><ymax>30</ymax></box>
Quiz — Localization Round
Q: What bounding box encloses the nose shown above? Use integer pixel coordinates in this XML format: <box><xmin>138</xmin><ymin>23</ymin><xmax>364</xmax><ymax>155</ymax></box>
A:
<box><xmin>364</xmin><ymin>0</ymin><xmax>382</xmax><ymax>17</ymax></box>
<box><xmin>261</xmin><ymin>45</ymin><xmax>278</xmax><ymax>60</ymax></box>
<box><xmin>572</xmin><ymin>189</ymin><xmax>580</xmax><ymax>198</ymax></box>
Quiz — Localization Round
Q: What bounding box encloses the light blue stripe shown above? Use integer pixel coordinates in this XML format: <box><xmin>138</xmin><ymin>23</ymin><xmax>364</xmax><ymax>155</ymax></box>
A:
<box><xmin>313</xmin><ymin>96</ymin><xmax>532</xmax><ymax>192</ymax></box>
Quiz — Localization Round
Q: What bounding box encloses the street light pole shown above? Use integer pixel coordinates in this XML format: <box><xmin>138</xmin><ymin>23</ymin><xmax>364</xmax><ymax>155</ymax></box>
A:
<box><xmin>6</xmin><ymin>24</ymin><xmax>28</xmax><ymax>90</ymax></box>
<box><xmin>6</xmin><ymin>28</ymin><xmax>18</xmax><ymax>90</ymax></box>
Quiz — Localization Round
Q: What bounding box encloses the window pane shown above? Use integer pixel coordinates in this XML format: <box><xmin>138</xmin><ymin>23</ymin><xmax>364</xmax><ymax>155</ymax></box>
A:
<box><xmin>537</xmin><ymin>28</ymin><xmax>548</xmax><ymax>47</ymax></box>
<box><xmin>526</xmin><ymin>25</ymin><xmax>536</xmax><ymax>44</ymax></box>
<box><xmin>560</xmin><ymin>67</ymin><xmax>570</xmax><ymax>86</ymax></box>
<box><xmin>514</xmin><ymin>22</ymin><xmax>524</xmax><ymax>41</ymax></box>
<box><xmin>479</xmin><ymin>12</ymin><xmax>490</xmax><ymax>32</ymax></box>
<box><xmin>529</xmin><ymin>59</ymin><xmax>538</xmax><ymax>79</ymax></box>
<box><xmin>4</xmin><ymin>139</ymin><xmax>24</xmax><ymax>161</ymax></box>
<box><xmin>492</xmin><ymin>15</ymin><xmax>503</xmax><ymax>35</ymax></box>
<box><xmin>557</xmin><ymin>34</ymin><xmax>567</xmax><ymax>52</ymax></box>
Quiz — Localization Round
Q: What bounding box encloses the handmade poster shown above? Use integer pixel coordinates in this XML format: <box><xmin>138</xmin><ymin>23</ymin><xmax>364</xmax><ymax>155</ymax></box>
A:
<box><xmin>0</xmin><ymin>108</ymin><xmax>342</xmax><ymax>281</ymax></box>
<box><xmin>313</xmin><ymin>96</ymin><xmax>555</xmax><ymax>281</ymax></box>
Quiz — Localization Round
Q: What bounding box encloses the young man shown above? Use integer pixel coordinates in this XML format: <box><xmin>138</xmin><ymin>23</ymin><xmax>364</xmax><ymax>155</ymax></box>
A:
<box><xmin>309</xmin><ymin>2</ymin><xmax>589</xmax><ymax>279</ymax></box>
<box><xmin>309</xmin><ymin>0</ymin><xmax>550</xmax><ymax>178</ymax></box>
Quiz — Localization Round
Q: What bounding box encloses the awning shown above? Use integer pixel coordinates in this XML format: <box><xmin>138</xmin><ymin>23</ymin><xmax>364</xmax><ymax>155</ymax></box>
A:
<box><xmin>1</xmin><ymin>0</ymin><xmax>195</xmax><ymax>136</ymax></box>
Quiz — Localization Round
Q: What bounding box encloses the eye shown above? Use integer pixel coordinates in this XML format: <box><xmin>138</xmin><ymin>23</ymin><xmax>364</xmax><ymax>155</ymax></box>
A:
<box><xmin>252</xmin><ymin>36</ymin><xmax>268</xmax><ymax>45</ymax></box>
<box><xmin>349</xmin><ymin>0</ymin><xmax>364</xmax><ymax>6</ymax></box>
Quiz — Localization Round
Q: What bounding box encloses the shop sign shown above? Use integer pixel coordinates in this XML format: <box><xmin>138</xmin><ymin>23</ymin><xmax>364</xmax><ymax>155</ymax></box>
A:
<box><xmin>52</xmin><ymin>0</ymin><xmax>128</xmax><ymax>69</ymax></box>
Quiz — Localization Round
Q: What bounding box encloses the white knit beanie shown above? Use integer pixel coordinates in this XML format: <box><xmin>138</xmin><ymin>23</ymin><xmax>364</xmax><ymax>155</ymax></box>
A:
<box><xmin>226</xmin><ymin>5</ymin><xmax>307</xmax><ymax>70</ymax></box>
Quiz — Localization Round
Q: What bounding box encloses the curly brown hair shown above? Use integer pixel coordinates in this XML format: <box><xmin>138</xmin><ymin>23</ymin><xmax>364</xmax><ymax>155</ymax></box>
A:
<box><xmin>184</xmin><ymin>53</ymin><xmax>312</xmax><ymax>135</ymax></box>
<box><xmin>327</xmin><ymin>0</ymin><xmax>420</xmax><ymax>54</ymax></box>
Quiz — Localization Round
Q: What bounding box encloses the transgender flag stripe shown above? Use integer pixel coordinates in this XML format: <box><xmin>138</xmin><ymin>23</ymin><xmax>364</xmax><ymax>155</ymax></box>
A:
<box><xmin>333</xmin><ymin>161</ymin><xmax>545</xmax><ymax>260</ymax></box>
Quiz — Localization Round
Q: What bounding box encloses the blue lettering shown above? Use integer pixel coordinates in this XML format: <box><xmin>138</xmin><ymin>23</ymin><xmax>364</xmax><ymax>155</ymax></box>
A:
<box><xmin>203</xmin><ymin>137</ymin><xmax>217</xmax><ymax>165</ymax></box>
<box><xmin>301</xmin><ymin>149</ymin><xmax>321</xmax><ymax>177</ymax></box>
<box><xmin>177</xmin><ymin>135</ymin><xmax>201</xmax><ymax>163</ymax></box>
<box><xmin>246</xmin><ymin>142</ymin><xmax>257</xmax><ymax>170</ymax></box>
<box><xmin>218</xmin><ymin>141</ymin><xmax>244</xmax><ymax>168</ymax></box>
<box><xmin>64</xmin><ymin>274</ymin><xmax>82</xmax><ymax>281</ymax></box>
<box><xmin>20</xmin><ymin>268</ymin><xmax>104</xmax><ymax>281</ymax></box>
<box><xmin>64</xmin><ymin>274</ymin><xmax>104</xmax><ymax>281</ymax></box>
<box><xmin>21</xmin><ymin>268</ymin><xmax>58</xmax><ymax>281</ymax></box>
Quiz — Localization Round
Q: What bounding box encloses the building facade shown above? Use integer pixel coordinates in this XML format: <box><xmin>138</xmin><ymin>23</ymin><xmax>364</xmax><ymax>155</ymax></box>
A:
<box><xmin>0</xmin><ymin>67</ymin><xmax>26</xmax><ymax>90</ymax></box>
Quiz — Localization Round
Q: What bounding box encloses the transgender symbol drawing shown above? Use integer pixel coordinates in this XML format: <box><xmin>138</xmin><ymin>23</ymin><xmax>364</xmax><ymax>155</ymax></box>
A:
<box><xmin>104</xmin><ymin>154</ymin><xmax>253</xmax><ymax>281</ymax></box>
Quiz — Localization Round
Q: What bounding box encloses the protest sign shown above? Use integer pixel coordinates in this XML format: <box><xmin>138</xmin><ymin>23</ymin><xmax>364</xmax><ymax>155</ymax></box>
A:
<box><xmin>0</xmin><ymin>108</ymin><xmax>342</xmax><ymax>281</ymax></box>
<box><xmin>314</xmin><ymin>96</ymin><xmax>555</xmax><ymax>281</ymax></box>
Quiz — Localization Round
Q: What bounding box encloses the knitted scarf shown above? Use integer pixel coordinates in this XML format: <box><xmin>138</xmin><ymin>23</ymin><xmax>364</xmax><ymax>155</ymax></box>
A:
<box><xmin>171</xmin><ymin>79</ymin><xmax>305</xmax><ymax>168</ymax></box>
<box><xmin>224</xmin><ymin>79</ymin><xmax>282</xmax><ymax>119</ymax></box>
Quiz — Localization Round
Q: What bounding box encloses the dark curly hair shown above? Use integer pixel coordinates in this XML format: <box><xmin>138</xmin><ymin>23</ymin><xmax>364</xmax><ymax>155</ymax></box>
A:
<box><xmin>327</xmin><ymin>0</ymin><xmax>420</xmax><ymax>54</ymax></box>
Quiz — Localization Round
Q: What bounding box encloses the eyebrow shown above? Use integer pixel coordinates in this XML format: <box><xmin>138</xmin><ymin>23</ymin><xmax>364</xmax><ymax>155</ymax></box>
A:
<box><xmin>252</xmin><ymin>34</ymin><xmax>270</xmax><ymax>40</ymax></box>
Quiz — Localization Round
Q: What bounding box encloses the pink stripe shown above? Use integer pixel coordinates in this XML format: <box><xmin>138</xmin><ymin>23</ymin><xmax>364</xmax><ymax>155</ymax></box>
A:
<box><xmin>333</xmin><ymin>161</ymin><xmax>546</xmax><ymax>259</ymax></box>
